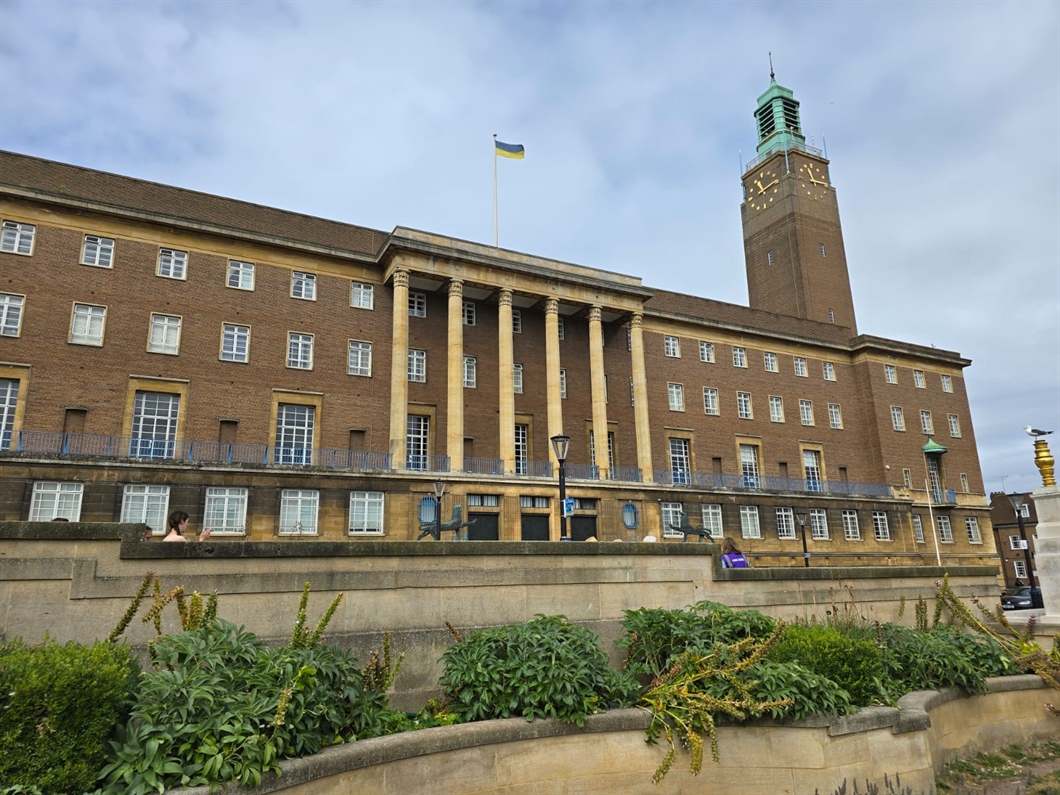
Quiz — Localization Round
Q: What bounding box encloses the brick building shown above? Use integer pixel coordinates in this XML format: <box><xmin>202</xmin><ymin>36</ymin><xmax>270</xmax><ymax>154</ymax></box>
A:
<box><xmin>989</xmin><ymin>492</ymin><xmax>1038</xmax><ymax>587</ymax></box>
<box><xmin>0</xmin><ymin>78</ymin><xmax>994</xmax><ymax>565</ymax></box>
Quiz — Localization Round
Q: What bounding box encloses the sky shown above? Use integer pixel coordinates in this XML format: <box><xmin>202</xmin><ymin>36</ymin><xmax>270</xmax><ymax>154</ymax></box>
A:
<box><xmin>1</xmin><ymin>0</ymin><xmax>1057</xmax><ymax>497</ymax></box>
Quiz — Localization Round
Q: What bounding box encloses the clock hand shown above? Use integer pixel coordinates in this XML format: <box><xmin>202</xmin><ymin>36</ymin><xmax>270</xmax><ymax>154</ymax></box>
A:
<box><xmin>761</xmin><ymin>178</ymin><xmax>779</xmax><ymax>191</ymax></box>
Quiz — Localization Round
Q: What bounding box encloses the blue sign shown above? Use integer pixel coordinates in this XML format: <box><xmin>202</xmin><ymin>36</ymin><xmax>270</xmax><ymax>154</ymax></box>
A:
<box><xmin>563</xmin><ymin>497</ymin><xmax>575</xmax><ymax>518</ymax></box>
<box><xmin>418</xmin><ymin>495</ymin><xmax>438</xmax><ymax>524</ymax></box>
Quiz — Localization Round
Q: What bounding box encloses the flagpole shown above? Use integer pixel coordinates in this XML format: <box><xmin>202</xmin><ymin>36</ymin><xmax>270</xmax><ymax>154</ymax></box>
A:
<box><xmin>493</xmin><ymin>134</ymin><xmax>499</xmax><ymax>247</ymax></box>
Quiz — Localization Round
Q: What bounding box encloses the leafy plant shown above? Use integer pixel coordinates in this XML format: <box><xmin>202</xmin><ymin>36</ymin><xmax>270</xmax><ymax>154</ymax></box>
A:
<box><xmin>438</xmin><ymin>614</ymin><xmax>639</xmax><ymax>727</ymax></box>
<box><xmin>768</xmin><ymin>624</ymin><xmax>883</xmax><ymax>706</ymax></box>
<box><xmin>0</xmin><ymin>638</ymin><xmax>135</xmax><ymax>794</ymax></box>
<box><xmin>704</xmin><ymin>659</ymin><xmax>855</xmax><ymax>721</ymax></box>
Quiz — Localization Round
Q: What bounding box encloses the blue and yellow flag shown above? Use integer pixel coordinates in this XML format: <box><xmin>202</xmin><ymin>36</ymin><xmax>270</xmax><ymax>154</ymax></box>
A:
<box><xmin>495</xmin><ymin>140</ymin><xmax>525</xmax><ymax>159</ymax></box>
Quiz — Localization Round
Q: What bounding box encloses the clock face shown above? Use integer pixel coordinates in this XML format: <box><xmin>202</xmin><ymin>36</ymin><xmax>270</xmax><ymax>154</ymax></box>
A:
<box><xmin>798</xmin><ymin>162</ymin><xmax>829</xmax><ymax>200</ymax></box>
<box><xmin>748</xmin><ymin>168</ymin><xmax>780</xmax><ymax>210</ymax></box>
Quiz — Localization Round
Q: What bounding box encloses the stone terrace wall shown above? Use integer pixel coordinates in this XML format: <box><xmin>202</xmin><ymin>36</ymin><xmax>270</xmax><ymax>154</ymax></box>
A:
<box><xmin>0</xmin><ymin>522</ymin><xmax>1002</xmax><ymax>710</ymax></box>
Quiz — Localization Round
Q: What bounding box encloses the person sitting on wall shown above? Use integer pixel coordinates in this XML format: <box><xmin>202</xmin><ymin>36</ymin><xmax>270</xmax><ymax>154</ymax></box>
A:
<box><xmin>163</xmin><ymin>510</ymin><xmax>212</xmax><ymax>542</ymax></box>
<box><xmin>720</xmin><ymin>537</ymin><xmax>749</xmax><ymax>568</ymax></box>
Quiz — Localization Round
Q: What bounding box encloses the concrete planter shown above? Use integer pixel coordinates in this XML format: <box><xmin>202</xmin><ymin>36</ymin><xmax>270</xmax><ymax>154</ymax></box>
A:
<box><xmin>172</xmin><ymin>675</ymin><xmax>1055</xmax><ymax>795</ymax></box>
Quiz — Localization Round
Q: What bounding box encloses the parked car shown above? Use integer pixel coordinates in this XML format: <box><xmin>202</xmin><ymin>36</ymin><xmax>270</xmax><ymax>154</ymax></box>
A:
<box><xmin>1000</xmin><ymin>586</ymin><xmax>1043</xmax><ymax>610</ymax></box>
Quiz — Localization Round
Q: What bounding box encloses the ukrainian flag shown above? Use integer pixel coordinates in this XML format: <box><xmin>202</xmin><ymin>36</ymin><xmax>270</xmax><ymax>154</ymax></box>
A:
<box><xmin>495</xmin><ymin>140</ymin><xmax>525</xmax><ymax>159</ymax></box>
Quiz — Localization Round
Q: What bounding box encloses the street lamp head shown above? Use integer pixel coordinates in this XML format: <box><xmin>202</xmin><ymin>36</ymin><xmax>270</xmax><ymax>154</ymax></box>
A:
<box><xmin>1008</xmin><ymin>492</ymin><xmax>1025</xmax><ymax>513</ymax></box>
<box><xmin>434</xmin><ymin>481</ymin><xmax>446</xmax><ymax>499</ymax></box>
<box><xmin>796</xmin><ymin>512</ymin><xmax>807</xmax><ymax>527</ymax></box>
<box><xmin>550</xmin><ymin>434</ymin><xmax>571</xmax><ymax>463</ymax></box>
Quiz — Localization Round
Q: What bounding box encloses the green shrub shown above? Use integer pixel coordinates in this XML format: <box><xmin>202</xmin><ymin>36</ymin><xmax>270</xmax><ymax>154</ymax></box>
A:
<box><xmin>767</xmin><ymin>624</ymin><xmax>882</xmax><ymax>706</ymax></box>
<box><xmin>703</xmin><ymin>660</ymin><xmax>855</xmax><ymax>721</ymax></box>
<box><xmin>0</xmin><ymin>638</ymin><xmax>135</xmax><ymax>794</ymax></box>
<box><xmin>97</xmin><ymin>620</ymin><xmax>400</xmax><ymax>794</ymax></box>
<box><xmin>438</xmin><ymin>615</ymin><xmax>639</xmax><ymax>726</ymax></box>
<box><xmin>618</xmin><ymin>601</ymin><xmax>777</xmax><ymax>679</ymax></box>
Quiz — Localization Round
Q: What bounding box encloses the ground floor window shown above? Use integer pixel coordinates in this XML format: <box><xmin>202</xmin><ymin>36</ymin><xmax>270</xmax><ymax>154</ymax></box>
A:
<box><xmin>30</xmin><ymin>481</ymin><xmax>83</xmax><ymax>521</ymax></box>
<box><xmin>121</xmin><ymin>484</ymin><xmax>170</xmax><ymax>534</ymax></box>
<box><xmin>739</xmin><ymin>505</ymin><xmax>760</xmax><ymax>539</ymax></box>
<box><xmin>280</xmin><ymin>489</ymin><xmax>319</xmax><ymax>535</ymax></box>
<box><xmin>204</xmin><ymin>487</ymin><xmax>248</xmax><ymax>534</ymax></box>
<box><xmin>349</xmin><ymin>491</ymin><xmax>385</xmax><ymax>534</ymax></box>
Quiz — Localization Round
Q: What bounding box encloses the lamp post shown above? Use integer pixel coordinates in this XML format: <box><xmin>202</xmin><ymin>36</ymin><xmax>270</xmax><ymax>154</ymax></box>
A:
<box><xmin>1007</xmin><ymin>493</ymin><xmax>1034</xmax><ymax>586</ymax></box>
<box><xmin>550</xmin><ymin>434</ymin><xmax>571</xmax><ymax>541</ymax></box>
<box><xmin>434</xmin><ymin>480</ymin><xmax>446</xmax><ymax>541</ymax></box>
<box><xmin>796</xmin><ymin>511</ymin><xmax>810</xmax><ymax>567</ymax></box>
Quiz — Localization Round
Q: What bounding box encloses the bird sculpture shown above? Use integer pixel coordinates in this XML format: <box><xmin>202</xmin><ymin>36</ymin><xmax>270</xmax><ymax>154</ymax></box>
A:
<box><xmin>1025</xmin><ymin>426</ymin><xmax>1054</xmax><ymax>437</ymax></box>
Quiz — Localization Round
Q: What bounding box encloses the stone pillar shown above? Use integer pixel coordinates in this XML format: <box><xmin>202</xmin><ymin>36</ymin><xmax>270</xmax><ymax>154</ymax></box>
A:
<box><xmin>587</xmin><ymin>305</ymin><xmax>609</xmax><ymax>479</ymax></box>
<box><xmin>388</xmin><ymin>269</ymin><xmax>410</xmax><ymax>470</ymax></box>
<box><xmin>544</xmin><ymin>298</ymin><xmax>563</xmax><ymax>467</ymax></box>
<box><xmin>497</xmin><ymin>289</ymin><xmax>515</xmax><ymax>473</ymax></box>
<box><xmin>447</xmin><ymin>280</ymin><xmax>464</xmax><ymax>473</ymax></box>
<box><xmin>1034</xmin><ymin>484</ymin><xmax>1059</xmax><ymax>620</ymax></box>
<box><xmin>629</xmin><ymin>312</ymin><xmax>653</xmax><ymax>482</ymax></box>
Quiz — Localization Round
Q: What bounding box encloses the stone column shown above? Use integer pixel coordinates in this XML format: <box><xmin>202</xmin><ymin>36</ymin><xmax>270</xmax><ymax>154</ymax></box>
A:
<box><xmin>629</xmin><ymin>313</ymin><xmax>653</xmax><ymax>482</ymax></box>
<box><xmin>497</xmin><ymin>289</ymin><xmax>515</xmax><ymax>473</ymax></box>
<box><xmin>1033</xmin><ymin>439</ymin><xmax>1059</xmax><ymax>623</ymax></box>
<box><xmin>388</xmin><ymin>269</ymin><xmax>410</xmax><ymax>470</ymax></box>
<box><xmin>544</xmin><ymin>298</ymin><xmax>563</xmax><ymax>467</ymax></box>
<box><xmin>447</xmin><ymin>279</ymin><xmax>464</xmax><ymax>473</ymax></box>
<box><xmin>587</xmin><ymin>305</ymin><xmax>610</xmax><ymax>479</ymax></box>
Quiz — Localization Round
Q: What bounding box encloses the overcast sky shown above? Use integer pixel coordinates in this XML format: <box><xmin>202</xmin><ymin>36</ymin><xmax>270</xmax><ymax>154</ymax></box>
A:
<box><xmin>1</xmin><ymin>0</ymin><xmax>1057</xmax><ymax>497</ymax></box>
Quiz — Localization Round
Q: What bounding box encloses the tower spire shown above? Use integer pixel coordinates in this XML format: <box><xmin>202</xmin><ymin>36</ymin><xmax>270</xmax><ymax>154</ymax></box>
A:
<box><xmin>769</xmin><ymin>52</ymin><xmax>775</xmax><ymax>81</ymax></box>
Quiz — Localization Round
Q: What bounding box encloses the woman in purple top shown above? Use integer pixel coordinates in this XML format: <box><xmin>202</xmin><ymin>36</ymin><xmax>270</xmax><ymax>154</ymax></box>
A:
<box><xmin>720</xmin><ymin>537</ymin><xmax>749</xmax><ymax>568</ymax></box>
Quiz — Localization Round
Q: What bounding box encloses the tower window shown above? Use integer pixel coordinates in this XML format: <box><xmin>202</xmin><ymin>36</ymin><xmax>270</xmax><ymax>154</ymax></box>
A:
<box><xmin>819</xmin><ymin>243</ymin><xmax>826</xmax><ymax>258</ymax></box>
<box><xmin>828</xmin><ymin>309</ymin><xmax>835</xmax><ymax>323</ymax></box>
<box><xmin>767</xmin><ymin>251</ymin><xmax>775</xmax><ymax>265</ymax></box>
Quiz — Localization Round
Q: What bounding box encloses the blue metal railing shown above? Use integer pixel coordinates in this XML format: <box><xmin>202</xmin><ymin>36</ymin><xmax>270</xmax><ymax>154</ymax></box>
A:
<box><xmin>652</xmin><ymin>468</ymin><xmax>892</xmax><ymax>498</ymax></box>
<box><xmin>565</xmin><ymin>463</ymin><xmax>599</xmax><ymax>480</ymax></box>
<box><xmin>744</xmin><ymin>138</ymin><xmax>825</xmax><ymax>174</ymax></box>
<box><xmin>523</xmin><ymin>460</ymin><xmax>553</xmax><ymax>478</ymax></box>
<box><xmin>609</xmin><ymin>465</ymin><xmax>643</xmax><ymax>483</ymax></box>
<box><xmin>463</xmin><ymin>457</ymin><xmax>505</xmax><ymax>476</ymax></box>
<box><xmin>405</xmin><ymin>454</ymin><xmax>450</xmax><ymax>473</ymax></box>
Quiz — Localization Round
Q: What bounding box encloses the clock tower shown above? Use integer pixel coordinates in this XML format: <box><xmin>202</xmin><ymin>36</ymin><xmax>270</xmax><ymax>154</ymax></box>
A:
<box><xmin>741</xmin><ymin>76</ymin><xmax>858</xmax><ymax>335</ymax></box>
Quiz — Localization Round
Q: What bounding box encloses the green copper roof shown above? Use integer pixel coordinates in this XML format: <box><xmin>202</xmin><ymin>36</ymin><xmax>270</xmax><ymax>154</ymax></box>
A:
<box><xmin>753</xmin><ymin>77</ymin><xmax>806</xmax><ymax>157</ymax></box>
<box><xmin>922</xmin><ymin>438</ymin><xmax>949</xmax><ymax>455</ymax></box>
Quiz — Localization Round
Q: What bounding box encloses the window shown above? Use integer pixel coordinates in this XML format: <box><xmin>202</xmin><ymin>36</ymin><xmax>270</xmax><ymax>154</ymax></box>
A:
<box><xmin>280</xmin><ymin>489</ymin><xmax>319</xmax><ymax>535</ymax></box>
<box><xmin>669</xmin><ymin>438</ymin><xmax>690</xmax><ymax>485</ymax></box>
<box><xmin>776</xmin><ymin>507</ymin><xmax>796</xmax><ymax>539</ymax></box>
<box><xmin>764</xmin><ymin>352</ymin><xmax>778</xmax><ymax>372</ymax></box>
<box><xmin>948</xmin><ymin>414</ymin><xmax>961</xmax><ymax>437</ymax></box>
<box><xmin>794</xmin><ymin>357</ymin><xmax>807</xmax><ymax>377</ymax></box>
<box><xmin>1021</xmin><ymin>503</ymin><xmax>1030</xmax><ymax>518</ymax></box>
<box><xmin>558</xmin><ymin>317</ymin><xmax>565</xmax><ymax>340</ymax></box>
<box><xmin>701</xmin><ymin>504</ymin><xmax>723</xmax><ymax>538</ymax></box>
<box><xmin>661</xmin><ymin>502</ymin><xmax>684</xmax><ymax>539</ymax></box>
<box><xmin>560</xmin><ymin>369</ymin><xmax>567</xmax><ymax>399</ymax></box>
<box><xmin>629</xmin><ymin>376</ymin><xmax>634</xmax><ymax>406</ymax></box>
<box><xmin>903</xmin><ymin>468</ymin><xmax>912</xmax><ymax>488</ymax></box>
<box><xmin>603</xmin><ymin>374</ymin><xmax>609</xmax><ymax>403</ymax></box>
<box><xmin>463</xmin><ymin>356</ymin><xmax>476</xmax><ymax>388</ymax></box>
<box><xmin>351</xmin><ymin>282</ymin><xmax>374</xmax><ymax>309</ymax></box>
<box><xmin>767</xmin><ymin>251</ymin><xmax>775</xmax><ymax>265</ymax></box>
<box><xmin>520</xmin><ymin>496</ymin><xmax>549</xmax><ymax>509</ymax></box>
<box><xmin>70</xmin><ymin>303</ymin><xmax>106</xmax><ymax>345</ymax></box>
<box><xmin>0</xmin><ymin>294</ymin><xmax>24</xmax><ymax>337</ymax></box>
<box><xmin>810</xmin><ymin>508</ymin><xmax>829</xmax><ymax>540</ymax></box>
<box><xmin>512</xmin><ymin>309</ymin><xmax>522</xmax><ymax>334</ymax></box>
<box><xmin>30</xmin><ymin>482</ymin><xmax>83</xmax><ymax>521</ymax></box>
<box><xmin>287</xmin><ymin>332</ymin><xmax>314</xmax><ymax>369</ymax></box>
<box><xmin>842</xmin><ymin>510</ymin><xmax>861</xmax><ymax>540</ymax></box>
<box><xmin>0</xmin><ymin>379</ymin><xmax>20</xmax><ymax>450</ymax></box>
<box><xmin>885</xmin><ymin>364</ymin><xmax>897</xmax><ymax>384</ymax></box>
<box><xmin>699</xmin><ymin>341</ymin><xmax>714</xmax><ymax>363</ymax></box>
<box><xmin>291</xmin><ymin>271</ymin><xmax>316</xmax><ymax>300</ymax></box>
<box><xmin>157</xmin><ymin>248</ymin><xmax>187</xmax><ymax>279</ymax></box>
<box><xmin>740</xmin><ymin>444</ymin><xmax>759</xmax><ymax>488</ymax></box>
<box><xmin>588</xmin><ymin>430</ymin><xmax>615</xmax><ymax>473</ymax></box>
<box><xmin>221</xmin><ymin>324</ymin><xmax>250</xmax><ymax>362</ymax></box>
<box><xmin>664</xmin><ymin>336</ymin><xmax>680</xmax><ymax>357</ymax></box>
<box><xmin>469</xmin><ymin>494</ymin><xmax>500</xmax><ymax>507</ymax></box>
<box><xmin>349</xmin><ymin>491</ymin><xmax>385</xmax><ymax>535</ymax></box>
<box><xmin>739</xmin><ymin>506</ymin><xmax>761</xmax><ymax>539</ymax></box>
<box><xmin>348</xmin><ymin>341</ymin><xmax>372</xmax><ymax>376</ymax></box>
<box><xmin>960</xmin><ymin>473</ymin><xmax>969</xmax><ymax>493</ymax></box>
<box><xmin>941</xmin><ymin>375</ymin><xmax>953</xmax><ymax>393</ymax></box>
<box><xmin>732</xmin><ymin>347</ymin><xmax>747</xmax><ymax>367</ymax></box>
<box><xmin>913</xmin><ymin>515</ymin><xmax>925</xmax><ymax>543</ymax></box>
<box><xmin>927</xmin><ymin>456</ymin><xmax>943</xmax><ymax>503</ymax></box>
<box><xmin>513</xmin><ymin>363</ymin><xmax>524</xmax><ymax>394</ymax></box>
<box><xmin>148</xmin><ymin>314</ymin><xmax>181</xmax><ymax>355</ymax></box>
<box><xmin>462</xmin><ymin>301</ymin><xmax>476</xmax><ymax>326</ymax></box>
<box><xmin>120</xmin><ymin>484</ymin><xmax>170</xmax><ymax>534</ymax></box>
<box><xmin>803</xmin><ymin>449</ymin><xmax>823</xmax><ymax>492</ymax></box>
<box><xmin>823</xmin><ymin>361</ymin><xmax>836</xmax><ymax>381</ymax></box>
<box><xmin>828</xmin><ymin>309</ymin><xmax>835</xmax><ymax>323</ymax></box>
<box><xmin>82</xmin><ymin>235</ymin><xmax>114</xmax><ymax>267</ymax></box>
<box><xmin>769</xmin><ymin>395</ymin><xmax>784</xmax><ymax>423</ymax></box>
<box><xmin>913</xmin><ymin>370</ymin><xmax>926</xmax><ymax>389</ymax></box>
<box><xmin>827</xmin><ymin>403</ymin><xmax>843</xmax><ymax>429</ymax></box>
<box><xmin>737</xmin><ymin>391</ymin><xmax>752</xmax><ymax>419</ymax></box>
<box><xmin>703</xmin><ymin>387</ymin><xmax>719</xmax><ymax>415</ymax></box>
<box><xmin>227</xmin><ymin>260</ymin><xmax>255</xmax><ymax>290</ymax></box>
<box><xmin>1</xmin><ymin>220</ymin><xmax>35</xmax><ymax>254</ymax></box>
<box><xmin>891</xmin><ymin>406</ymin><xmax>905</xmax><ymax>431</ymax></box>
<box><xmin>800</xmin><ymin>399</ymin><xmax>814</xmax><ymax>426</ymax></box>
<box><xmin>204</xmin><ymin>487</ymin><xmax>248</xmax><ymax>535</ymax></box>
<box><xmin>408</xmin><ymin>349</ymin><xmax>426</xmax><ymax>382</ymax></box>
<box><xmin>819</xmin><ymin>243</ymin><xmax>826</xmax><ymax>257</ymax></box>
<box><xmin>1009</xmin><ymin>535</ymin><xmax>1023</xmax><ymax>550</ymax></box>
<box><xmin>1014</xmin><ymin>560</ymin><xmax>1028</xmax><ymax>580</ymax></box>
<box><xmin>130</xmin><ymin>391</ymin><xmax>179</xmax><ymax>458</ymax></box>
<box><xmin>668</xmin><ymin>383</ymin><xmax>684</xmax><ymax>411</ymax></box>
<box><xmin>872</xmin><ymin>511</ymin><xmax>890</xmax><ymax>541</ymax></box>
<box><xmin>937</xmin><ymin>515</ymin><xmax>953</xmax><ymax>543</ymax></box>
<box><xmin>514</xmin><ymin>424</ymin><xmax>528</xmax><ymax>475</ymax></box>
<box><xmin>407</xmin><ymin>414</ymin><xmax>430</xmax><ymax>470</ymax></box>
<box><xmin>276</xmin><ymin>403</ymin><xmax>315</xmax><ymax>465</ymax></box>
<box><xmin>965</xmin><ymin>517</ymin><xmax>981</xmax><ymax>544</ymax></box>
<box><xmin>920</xmin><ymin>410</ymin><xmax>933</xmax><ymax>435</ymax></box>
<box><xmin>626</xmin><ymin>327</ymin><xmax>632</xmax><ymax>351</ymax></box>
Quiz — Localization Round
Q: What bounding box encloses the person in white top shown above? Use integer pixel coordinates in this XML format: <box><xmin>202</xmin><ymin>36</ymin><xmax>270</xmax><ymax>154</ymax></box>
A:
<box><xmin>162</xmin><ymin>510</ymin><xmax>212</xmax><ymax>542</ymax></box>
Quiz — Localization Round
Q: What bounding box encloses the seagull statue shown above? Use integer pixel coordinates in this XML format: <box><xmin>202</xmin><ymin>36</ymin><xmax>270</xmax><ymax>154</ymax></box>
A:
<box><xmin>1025</xmin><ymin>425</ymin><xmax>1054</xmax><ymax>437</ymax></box>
